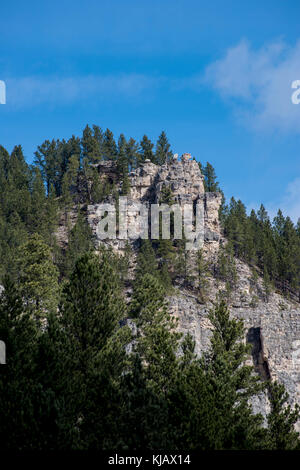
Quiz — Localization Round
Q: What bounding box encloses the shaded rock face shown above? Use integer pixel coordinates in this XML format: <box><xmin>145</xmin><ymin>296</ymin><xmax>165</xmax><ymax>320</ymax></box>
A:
<box><xmin>169</xmin><ymin>290</ymin><xmax>300</xmax><ymax>428</ymax></box>
<box><xmin>87</xmin><ymin>153</ymin><xmax>222</xmax><ymax>252</ymax></box>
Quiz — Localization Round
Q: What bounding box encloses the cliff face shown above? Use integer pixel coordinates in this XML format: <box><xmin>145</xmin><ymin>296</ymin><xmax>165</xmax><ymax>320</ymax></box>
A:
<box><xmin>87</xmin><ymin>153</ymin><xmax>222</xmax><ymax>253</ymax></box>
<box><xmin>85</xmin><ymin>153</ymin><xmax>300</xmax><ymax>426</ymax></box>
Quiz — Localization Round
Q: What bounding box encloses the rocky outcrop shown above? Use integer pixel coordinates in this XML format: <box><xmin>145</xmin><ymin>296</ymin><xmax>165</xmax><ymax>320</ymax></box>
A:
<box><xmin>169</xmin><ymin>287</ymin><xmax>300</xmax><ymax>427</ymax></box>
<box><xmin>84</xmin><ymin>152</ymin><xmax>300</xmax><ymax>426</ymax></box>
<box><xmin>87</xmin><ymin>153</ymin><xmax>222</xmax><ymax>252</ymax></box>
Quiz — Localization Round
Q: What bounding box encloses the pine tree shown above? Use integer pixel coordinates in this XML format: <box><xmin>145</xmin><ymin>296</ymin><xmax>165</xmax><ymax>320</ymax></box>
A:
<box><xmin>217</xmin><ymin>241</ymin><xmax>237</xmax><ymax>295</ymax></box>
<box><xmin>203</xmin><ymin>300</ymin><xmax>265</xmax><ymax>449</ymax></box>
<box><xmin>129</xmin><ymin>273</ymin><xmax>181</xmax><ymax>449</ymax></box>
<box><xmin>117</xmin><ymin>134</ymin><xmax>130</xmax><ymax>195</ymax></box>
<box><xmin>135</xmin><ymin>239</ymin><xmax>158</xmax><ymax>281</ymax></box>
<box><xmin>64</xmin><ymin>210</ymin><xmax>94</xmax><ymax>277</ymax></box>
<box><xmin>90</xmin><ymin>167</ymin><xmax>105</xmax><ymax>203</ymax></box>
<box><xmin>61</xmin><ymin>250</ymin><xmax>125</xmax><ymax>352</ymax></box>
<box><xmin>34</xmin><ymin>139</ymin><xmax>61</xmax><ymax>195</ymax></box>
<box><xmin>126</xmin><ymin>137</ymin><xmax>139</xmax><ymax>170</ymax></box>
<box><xmin>131</xmin><ymin>272</ymin><xmax>166</xmax><ymax>320</ymax></box>
<box><xmin>29</xmin><ymin>167</ymin><xmax>47</xmax><ymax>234</ymax></box>
<box><xmin>203</xmin><ymin>162</ymin><xmax>220</xmax><ymax>192</ymax></box>
<box><xmin>17</xmin><ymin>233</ymin><xmax>60</xmax><ymax>316</ymax></box>
<box><xmin>8</xmin><ymin>145</ymin><xmax>31</xmax><ymax>223</ymax></box>
<box><xmin>265</xmin><ymin>381</ymin><xmax>300</xmax><ymax>450</ymax></box>
<box><xmin>102</xmin><ymin>128</ymin><xmax>117</xmax><ymax>160</ymax></box>
<box><xmin>155</xmin><ymin>131</ymin><xmax>172</xmax><ymax>165</ymax></box>
<box><xmin>139</xmin><ymin>135</ymin><xmax>155</xmax><ymax>165</ymax></box>
<box><xmin>44</xmin><ymin>183</ymin><xmax>59</xmax><ymax>247</ymax></box>
<box><xmin>81</xmin><ymin>124</ymin><xmax>101</xmax><ymax>164</ymax></box>
<box><xmin>59</xmin><ymin>250</ymin><xmax>130</xmax><ymax>448</ymax></box>
<box><xmin>61</xmin><ymin>153</ymin><xmax>80</xmax><ymax>208</ymax></box>
<box><xmin>0</xmin><ymin>277</ymin><xmax>39</xmax><ymax>449</ymax></box>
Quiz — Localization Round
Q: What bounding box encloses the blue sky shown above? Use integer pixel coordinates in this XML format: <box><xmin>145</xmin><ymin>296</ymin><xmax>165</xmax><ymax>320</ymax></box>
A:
<box><xmin>1</xmin><ymin>0</ymin><xmax>300</xmax><ymax>220</ymax></box>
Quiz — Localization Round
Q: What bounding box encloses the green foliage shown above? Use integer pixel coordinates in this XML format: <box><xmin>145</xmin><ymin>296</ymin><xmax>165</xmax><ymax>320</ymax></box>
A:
<box><xmin>202</xmin><ymin>162</ymin><xmax>220</xmax><ymax>192</ymax></box>
<box><xmin>17</xmin><ymin>233</ymin><xmax>60</xmax><ymax>316</ymax></box>
<box><xmin>222</xmin><ymin>198</ymin><xmax>300</xmax><ymax>299</ymax></box>
<box><xmin>64</xmin><ymin>209</ymin><xmax>94</xmax><ymax>277</ymax></box>
<box><xmin>135</xmin><ymin>239</ymin><xmax>158</xmax><ymax>281</ymax></box>
<box><xmin>132</xmin><ymin>273</ymin><xmax>181</xmax><ymax>395</ymax></box>
<box><xmin>59</xmin><ymin>250</ymin><xmax>129</xmax><ymax>448</ymax></box>
<box><xmin>0</xmin><ymin>277</ymin><xmax>39</xmax><ymax>449</ymax></box>
<box><xmin>139</xmin><ymin>134</ymin><xmax>155</xmax><ymax>164</ymax></box>
<box><xmin>1</xmin><ymin>128</ymin><xmax>300</xmax><ymax>452</ymax></box>
<box><xmin>102</xmin><ymin>128</ymin><xmax>117</xmax><ymax>160</ymax></box>
<box><xmin>196</xmin><ymin>248</ymin><xmax>209</xmax><ymax>302</ymax></box>
<box><xmin>203</xmin><ymin>300</ymin><xmax>266</xmax><ymax>449</ymax></box>
<box><xmin>81</xmin><ymin>124</ymin><xmax>102</xmax><ymax>164</ymax></box>
<box><xmin>155</xmin><ymin>131</ymin><xmax>172</xmax><ymax>165</ymax></box>
<box><xmin>117</xmin><ymin>134</ymin><xmax>131</xmax><ymax>195</ymax></box>
<box><xmin>217</xmin><ymin>241</ymin><xmax>237</xmax><ymax>294</ymax></box>
<box><xmin>265</xmin><ymin>381</ymin><xmax>300</xmax><ymax>450</ymax></box>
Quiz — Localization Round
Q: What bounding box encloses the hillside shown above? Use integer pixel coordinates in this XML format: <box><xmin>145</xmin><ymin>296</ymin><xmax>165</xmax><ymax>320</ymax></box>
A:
<box><xmin>84</xmin><ymin>152</ymin><xmax>300</xmax><ymax>427</ymax></box>
<box><xmin>0</xmin><ymin>127</ymin><xmax>300</xmax><ymax>450</ymax></box>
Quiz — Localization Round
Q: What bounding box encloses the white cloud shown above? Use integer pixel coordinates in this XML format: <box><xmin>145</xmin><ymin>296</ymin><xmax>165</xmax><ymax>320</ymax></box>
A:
<box><xmin>204</xmin><ymin>39</ymin><xmax>300</xmax><ymax>133</ymax></box>
<box><xmin>5</xmin><ymin>74</ymin><xmax>162</xmax><ymax>109</ymax></box>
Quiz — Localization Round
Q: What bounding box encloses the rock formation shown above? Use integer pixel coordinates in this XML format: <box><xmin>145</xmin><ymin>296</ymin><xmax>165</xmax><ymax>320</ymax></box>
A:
<box><xmin>85</xmin><ymin>153</ymin><xmax>300</xmax><ymax>427</ymax></box>
<box><xmin>87</xmin><ymin>153</ymin><xmax>222</xmax><ymax>252</ymax></box>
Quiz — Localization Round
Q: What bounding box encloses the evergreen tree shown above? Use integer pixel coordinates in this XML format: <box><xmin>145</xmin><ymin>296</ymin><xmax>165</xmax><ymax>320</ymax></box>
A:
<box><xmin>217</xmin><ymin>241</ymin><xmax>237</xmax><ymax>294</ymax></box>
<box><xmin>81</xmin><ymin>124</ymin><xmax>101</xmax><ymax>164</ymax></box>
<box><xmin>64</xmin><ymin>210</ymin><xmax>94</xmax><ymax>277</ymax></box>
<box><xmin>0</xmin><ymin>277</ymin><xmax>39</xmax><ymax>449</ymax></box>
<box><xmin>8</xmin><ymin>145</ymin><xmax>31</xmax><ymax>223</ymax></box>
<box><xmin>90</xmin><ymin>167</ymin><xmax>105</xmax><ymax>203</ymax></box>
<box><xmin>139</xmin><ymin>135</ymin><xmax>155</xmax><ymax>165</ymax></box>
<box><xmin>134</xmin><ymin>274</ymin><xmax>181</xmax><ymax>384</ymax></box>
<box><xmin>155</xmin><ymin>131</ymin><xmax>172</xmax><ymax>165</ymax></box>
<box><xmin>126</xmin><ymin>137</ymin><xmax>139</xmax><ymax>170</ymax></box>
<box><xmin>202</xmin><ymin>300</ymin><xmax>265</xmax><ymax>449</ymax></box>
<box><xmin>29</xmin><ymin>167</ymin><xmax>47</xmax><ymax>234</ymax></box>
<box><xmin>102</xmin><ymin>128</ymin><xmax>117</xmax><ymax>160</ymax></box>
<box><xmin>117</xmin><ymin>134</ymin><xmax>130</xmax><ymax>195</ymax></box>
<box><xmin>61</xmin><ymin>153</ymin><xmax>80</xmax><ymax>208</ymax></box>
<box><xmin>203</xmin><ymin>162</ymin><xmax>220</xmax><ymax>192</ymax></box>
<box><xmin>135</xmin><ymin>239</ymin><xmax>158</xmax><ymax>281</ymax></box>
<box><xmin>44</xmin><ymin>183</ymin><xmax>59</xmax><ymax>246</ymax></box>
<box><xmin>34</xmin><ymin>139</ymin><xmax>61</xmax><ymax>195</ymax></box>
<box><xmin>265</xmin><ymin>381</ymin><xmax>300</xmax><ymax>450</ymax></box>
<box><xmin>59</xmin><ymin>250</ymin><xmax>130</xmax><ymax>448</ymax></box>
<box><xmin>17</xmin><ymin>233</ymin><xmax>60</xmax><ymax>316</ymax></box>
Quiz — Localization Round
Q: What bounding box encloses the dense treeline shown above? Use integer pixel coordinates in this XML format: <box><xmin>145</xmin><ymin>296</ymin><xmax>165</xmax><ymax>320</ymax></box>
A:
<box><xmin>222</xmin><ymin>198</ymin><xmax>300</xmax><ymax>300</ymax></box>
<box><xmin>0</xmin><ymin>124</ymin><xmax>300</xmax><ymax>450</ymax></box>
<box><xmin>33</xmin><ymin>125</ymin><xmax>172</xmax><ymax>201</ymax></box>
<box><xmin>0</xmin><ymin>248</ymin><xmax>299</xmax><ymax>450</ymax></box>
<box><xmin>0</xmin><ymin>127</ymin><xmax>172</xmax><ymax>279</ymax></box>
<box><xmin>197</xmin><ymin>159</ymin><xmax>300</xmax><ymax>300</ymax></box>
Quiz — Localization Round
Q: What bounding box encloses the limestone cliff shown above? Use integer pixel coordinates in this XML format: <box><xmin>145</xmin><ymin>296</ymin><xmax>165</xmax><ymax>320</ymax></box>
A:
<box><xmin>82</xmin><ymin>153</ymin><xmax>300</xmax><ymax>426</ymax></box>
